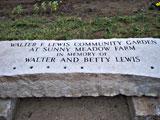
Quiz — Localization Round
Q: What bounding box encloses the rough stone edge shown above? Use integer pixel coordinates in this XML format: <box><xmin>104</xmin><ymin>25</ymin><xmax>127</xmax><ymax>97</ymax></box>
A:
<box><xmin>0</xmin><ymin>98</ymin><xmax>19</xmax><ymax>120</ymax></box>
<box><xmin>0</xmin><ymin>73</ymin><xmax>160</xmax><ymax>98</ymax></box>
<box><xmin>127</xmin><ymin>97</ymin><xmax>160</xmax><ymax>120</ymax></box>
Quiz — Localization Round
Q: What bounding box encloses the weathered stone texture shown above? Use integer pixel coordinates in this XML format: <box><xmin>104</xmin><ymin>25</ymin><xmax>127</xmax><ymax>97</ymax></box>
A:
<box><xmin>0</xmin><ymin>98</ymin><xmax>18</xmax><ymax>120</ymax></box>
<box><xmin>127</xmin><ymin>97</ymin><xmax>160</xmax><ymax>120</ymax></box>
<box><xmin>0</xmin><ymin>73</ymin><xmax>160</xmax><ymax>98</ymax></box>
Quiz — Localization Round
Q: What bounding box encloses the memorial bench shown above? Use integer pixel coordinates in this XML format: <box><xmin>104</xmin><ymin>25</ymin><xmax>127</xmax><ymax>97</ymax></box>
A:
<box><xmin>0</xmin><ymin>38</ymin><xmax>160</xmax><ymax>120</ymax></box>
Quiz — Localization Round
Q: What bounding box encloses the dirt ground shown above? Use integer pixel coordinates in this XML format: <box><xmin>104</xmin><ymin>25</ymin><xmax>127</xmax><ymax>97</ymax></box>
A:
<box><xmin>15</xmin><ymin>96</ymin><xmax>132</xmax><ymax>120</ymax></box>
<box><xmin>0</xmin><ymin>0</ymin><xmax>158</xmax><ymax>19</ymax></box>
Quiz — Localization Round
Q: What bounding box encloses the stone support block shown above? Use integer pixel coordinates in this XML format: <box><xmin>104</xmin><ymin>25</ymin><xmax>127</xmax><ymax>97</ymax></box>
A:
<box><xmin>127</xmin><ymin>97</ymin><xmax>160</xmax><ymax>120</ymax></box>
<box><xmin>0</xmin><ymin>98</ymin><xmax>18</xmax><ymax>120</ymax></box>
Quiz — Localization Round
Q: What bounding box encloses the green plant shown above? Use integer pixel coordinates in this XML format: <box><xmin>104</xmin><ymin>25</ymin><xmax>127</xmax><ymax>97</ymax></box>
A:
<box><xmin>34</xmin><ymin>4</ymin><xmax>39</xmax><ymax>14</ymax></box>
<box><xmin>133</xmin><ymin>14</ymin><xmax>150</xmax><ymax>22</ymax></box>
<box><xmin>17</xmin><ymin>5</ymin><xmax>23</xmax><ymax>15</ymax></box>
<box><xmin>41</xmin><ymin>2</ymin><xmax>46</xmax><ymax>12</ymax></box>
<box><xmin>155</xmin><ymin>1</ymin><xmax>160</xmax><ymax>9</ymax></box>
<box><xmin>12</xmin><ymin>5</ymin><xmax>23</xmax><ymax>15</ymax></box>
<box><xmin>150</xmin><ymin>1</ymin><xmax>160</xmax><ymax>10</ymax></box>
<box><xmin>48</xmin><ymin>2</ymin><xmax>53</xmax><ymax>12</ymax></box>
<box><xmin>148</xmin><ymin>5</ymin><xmax>155</xmax><ymax>10</ymax></box>
<box><xmin>132</xmin><ymin>26</ymin><xmax>140</xmax><ymax>32</ymax></box>
<box><xmin>48</xmin><ymin>1</ymin><xmax>58</xmax><ymax>12</ymax></box>
<box><xmin>0</xmin><ymin>14</ymin><xmax>159</xmax><ymax>40</ymax></box>
<box><xmin>157</xmin><ymin>16</ymin><xmax>160</xmax><ymax>22</ymax></box>
<box><xmin>53</xmin><ymin>1</ymin><xmax>58</xmax><ymax>11</ymax></box>
<box><xmin>153</xmin><ymin>33</ymin><xmax>160</xmax><ymax>38</ymax></box>
<box><xmin>116</xmin><ymin>16</ymin><xmax>132</xmax><ymax>23</ymax></box>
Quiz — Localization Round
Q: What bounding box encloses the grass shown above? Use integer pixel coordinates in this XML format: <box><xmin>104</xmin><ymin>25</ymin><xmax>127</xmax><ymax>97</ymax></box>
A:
<box><xmin>0</xmin><ymin>14</ymin><xmax>160</xmax><ymax>40</ymax></box>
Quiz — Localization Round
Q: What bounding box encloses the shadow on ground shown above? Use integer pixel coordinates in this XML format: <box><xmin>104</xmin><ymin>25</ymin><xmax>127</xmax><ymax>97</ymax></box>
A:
<box><xmin>15</xmin><ymin>96</ymin><xmax>132</xmax><ymax>120</ymax></box>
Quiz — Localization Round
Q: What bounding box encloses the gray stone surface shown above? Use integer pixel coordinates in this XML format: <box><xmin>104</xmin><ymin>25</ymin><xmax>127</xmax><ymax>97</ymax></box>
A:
<box><xmin>0</xmin><ymin>73</ymin><xmax>160</xmax><ymax>98</ymax></box>
<box><xmin>0</xmin><ymin>98</ymin><xmax>18</xmax><ymax>120</ymax></box>
<box><xmin>127</xmin><ymin>97</ymin><xmax>160</xmax><ymax>120</ymax></box>
<box><xmin>0</xmin><ymin>38</ymin><xmax>160</xmax><ymax>98</ymax></box>
<box><xmin>0</xmin><ymin>38</ymin><xmax>160</xmax><ymax>78</ymax></box>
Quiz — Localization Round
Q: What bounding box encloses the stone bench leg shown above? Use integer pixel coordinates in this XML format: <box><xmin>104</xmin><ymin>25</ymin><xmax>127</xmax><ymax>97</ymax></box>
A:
<box><xmin>127</xmin><ymin>97</ymin><xmax>160</xmax><ymax>120</ymax></box>
<box><xmin>0</xmin><ymin>98</ymin><xmax>18</xmax><ymax>120</ymax></box>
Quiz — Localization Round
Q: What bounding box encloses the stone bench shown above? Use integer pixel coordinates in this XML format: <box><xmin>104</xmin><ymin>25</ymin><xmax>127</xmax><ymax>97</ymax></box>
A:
<box><xmin>0</xmin><ymin>38</ymin><xmax>160</xmax><ymax>120</ymax></box>
<box><xmin>0</xmin><ymin>38</ymin><xmax>160</xmax><ymax>98</ymax></box>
